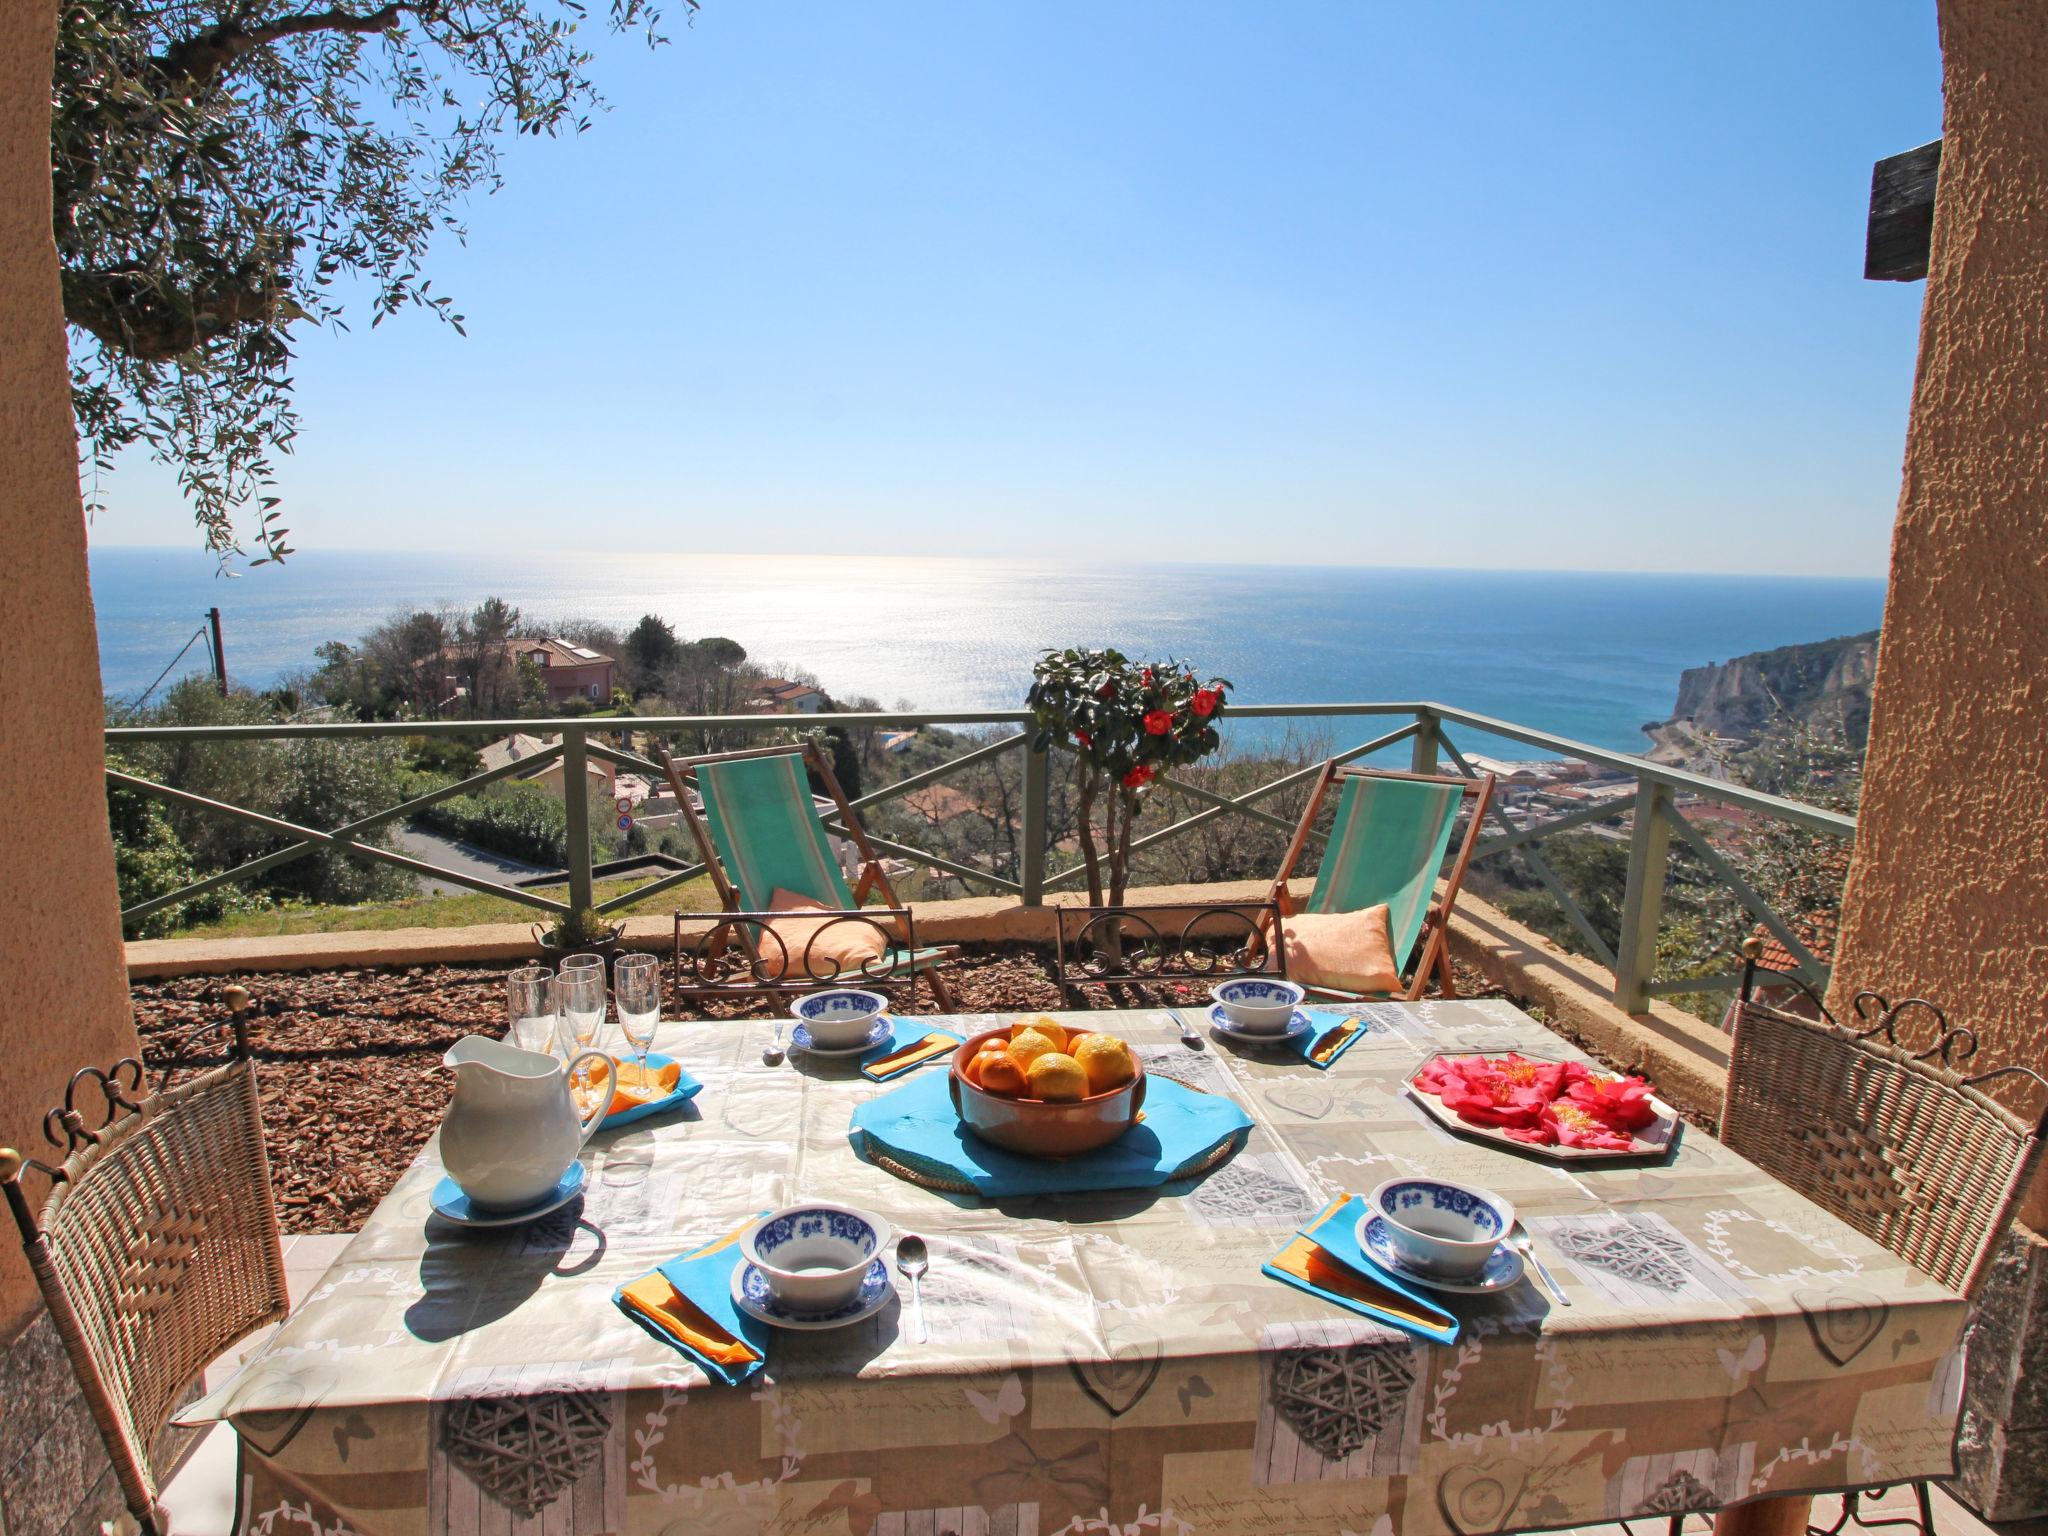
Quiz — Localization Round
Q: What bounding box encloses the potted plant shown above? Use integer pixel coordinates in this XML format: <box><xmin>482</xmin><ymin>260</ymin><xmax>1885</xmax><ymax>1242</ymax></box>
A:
<box><xmin>1026</xmin><ymin>648</ymin><xmax>1229</xmax><ymax>942</ymax></box>
<box><xmin>533</xmin><ymin>905</ymin><xmax>625</xmax><ymax>963</ymax></box>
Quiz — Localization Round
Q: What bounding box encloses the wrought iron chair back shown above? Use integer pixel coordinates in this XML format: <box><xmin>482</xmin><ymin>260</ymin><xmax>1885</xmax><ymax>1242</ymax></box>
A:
<box><xmin>1052</xmin><ymin>900</ymin><xmax>1287</xmax><ymax>1006</ymax></box>
<box><xmin>1722</xmin><ymin>955</ymin><xmax>2048</xmax><ymax>1299</ymax></box>
<box><xmin>0</xmin><ymin>1002</ymin><xmax>289</xmax><ymax>1535</ymax></box>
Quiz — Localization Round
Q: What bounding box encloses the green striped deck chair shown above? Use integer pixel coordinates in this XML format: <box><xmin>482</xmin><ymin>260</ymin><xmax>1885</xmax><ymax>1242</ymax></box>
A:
<box><xmin>665</xmin><ymin>742</ymin><xmax>959</xmax><ymax>1010</ymax></box>
<box><xmin>1269</xmin><ymin>764</ymin><xmax>1495</xmax><ymax>1002</ymax></box>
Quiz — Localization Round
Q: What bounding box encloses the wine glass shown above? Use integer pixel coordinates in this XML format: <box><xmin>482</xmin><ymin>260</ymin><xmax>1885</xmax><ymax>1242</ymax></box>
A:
<box><xmin>554</xmin><ymin>966</ymin><xmax>607</xmax><ymax>1106</ymax></box>
<box><xmin>505</xmin><ymin>965</ymin><xmax>554</xmax><ymax>1053</ymax></box>
<box><xmin>613</xmin><ymin>954</ymin><xmax>663</xmax><ymax>1097</ymax></box>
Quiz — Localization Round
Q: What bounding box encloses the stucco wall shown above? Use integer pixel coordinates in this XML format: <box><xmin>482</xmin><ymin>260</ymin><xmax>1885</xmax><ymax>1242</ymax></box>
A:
<box><xmin>0</xmin><ymin>1</ymin><xmax>142</xmax><ymax>1337</ymax></box>
<box><xmin>1829</xmin><ymin>0</ymin><xmax>2048</xmax><ymax>1071</ymax></box>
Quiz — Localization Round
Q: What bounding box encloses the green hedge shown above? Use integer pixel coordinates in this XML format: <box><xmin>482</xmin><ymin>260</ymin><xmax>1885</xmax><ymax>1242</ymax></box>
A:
<box><xmin>414</xmin><ymin>782</ymin><xmax>570</xmax><ymax>867</ymax></box>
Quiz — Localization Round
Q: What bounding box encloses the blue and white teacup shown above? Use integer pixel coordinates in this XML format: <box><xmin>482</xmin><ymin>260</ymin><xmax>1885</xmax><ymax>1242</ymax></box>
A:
<box><xmin>791</xmin><ymin>988</ymin><xmax>889</xmax><ymax>1049</ymax></box>
<box><xmin>741</xmin><ymin>1202</ymin><xmax>890</xmax><ymax>1314</ymax></box>
<box><xmin>1212</xmin><ymin>978</ymin><xmax>1305</xmax><ymax>1034</ymax></box>
<box><xmin>1365</xmin><ymin>1177</ymin><xmax>1514</xmax><ymax>1281</ymax></box>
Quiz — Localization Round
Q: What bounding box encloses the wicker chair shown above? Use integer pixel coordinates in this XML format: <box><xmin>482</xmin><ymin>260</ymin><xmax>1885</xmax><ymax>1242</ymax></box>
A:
<box><xmin>1</xmin><ymin>996</ymin><xmax>289</xmax><ymax>1536</ymax></box>
<box><xmin>1701</xmin><ymin>946</ymin><xmax>2048</xmax><ymax>1536</ymax></box>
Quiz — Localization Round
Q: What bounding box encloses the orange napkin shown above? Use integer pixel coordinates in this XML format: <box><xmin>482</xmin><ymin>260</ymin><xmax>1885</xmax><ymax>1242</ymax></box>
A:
<box><xmin>616</xmin><ymin>1273</ymin><xmax>761</xmax><ymax>1370</ymax></box>
<box><xmin>585</xmin><ymin>1057</ymin><xmax>683</xmax><ymax>1118</ymax></box>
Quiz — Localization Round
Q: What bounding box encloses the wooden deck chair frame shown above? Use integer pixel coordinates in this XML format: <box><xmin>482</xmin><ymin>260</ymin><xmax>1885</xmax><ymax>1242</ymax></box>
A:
<box><xmin>664</xmin><ymin>740</ymin><xmax>961</xmax><ymax>1011</ymax></box>
<box><xmin>1265</xmin><ymin>763</ymin><xmax>1495</xmax><ymax>1002</ymax></box>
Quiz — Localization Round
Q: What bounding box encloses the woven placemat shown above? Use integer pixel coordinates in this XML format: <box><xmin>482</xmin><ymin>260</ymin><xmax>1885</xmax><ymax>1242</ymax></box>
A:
<box><xmin>865</xmin><ymin>1125</ymin><xmax>1247</xmax><ymax>1196</ymax></box>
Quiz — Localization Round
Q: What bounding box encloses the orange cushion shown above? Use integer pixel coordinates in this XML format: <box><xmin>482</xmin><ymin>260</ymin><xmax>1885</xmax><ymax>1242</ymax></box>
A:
<box><xmin>1281</xmin><ymin>904</ymin><xmax>1402</xmax><ymax>995</ymax></box>
<box><xmin>758</xmin><ymin>889</ymin><xmax>889</xmax><ymax>982</ymax></box>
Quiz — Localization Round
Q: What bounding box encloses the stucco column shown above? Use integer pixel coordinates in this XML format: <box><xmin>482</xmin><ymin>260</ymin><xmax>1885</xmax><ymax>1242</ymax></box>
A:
<box><xmin>1827</xmin><ymin>0</ymin><xmax>2048</xmax><ymax>1520</ymax></box>
<box><xmin>0</xmin><ymin>6</ymin><xmax>141</xmax><ymax>1337</ymax></box>
<box><xmin>1829</xmin><ymin>0</ymin><xmax>2048</xmax><ymax>1061</ymax></box>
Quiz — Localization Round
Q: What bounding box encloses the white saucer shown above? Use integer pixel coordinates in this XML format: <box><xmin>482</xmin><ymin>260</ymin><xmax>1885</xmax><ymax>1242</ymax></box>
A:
<box><xmin>1207</xmin><ymin>1004</ymin><xmax>1313</xmax><ymax>1044</ymax></box>
<box><xmin>1358</xmin><ymin>1215</ymin><xmax>1525</xmax><ymax>1294</ymax></box>
<box><xmin>430</xmin><ymin>1162</ymin><xmax>586</xmax><ymax>1228</ymax></box>
<box><xmin>730</xmin><ymin>1257</ymin><xmax>894</xmax><ymax>1330</ymax></box>
<box><xmin>792</xmin><ymin>1017</ymin><xmax>893</xmax><ymax>1056</ymax></box>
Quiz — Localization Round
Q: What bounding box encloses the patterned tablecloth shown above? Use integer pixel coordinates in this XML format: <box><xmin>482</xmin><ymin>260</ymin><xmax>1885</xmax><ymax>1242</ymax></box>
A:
<box><xmin>197</xmin><ymin>1002</ymin><xmax>1966</xmax><ymax>1536</ymax></box>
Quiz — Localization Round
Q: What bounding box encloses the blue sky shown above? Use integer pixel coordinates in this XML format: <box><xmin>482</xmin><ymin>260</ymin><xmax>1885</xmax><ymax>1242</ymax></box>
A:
<box><xmin>92</xmin><ymin>2</ymin><xmax>1942</xmax><ymax>575</ymax></box>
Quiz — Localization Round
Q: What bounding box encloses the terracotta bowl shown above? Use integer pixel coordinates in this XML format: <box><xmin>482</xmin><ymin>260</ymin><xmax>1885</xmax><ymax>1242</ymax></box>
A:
<box><xmin>948</xmin><ymin>1028</ymin><xmax>1146</xmax><ymax>1157</ymax></box>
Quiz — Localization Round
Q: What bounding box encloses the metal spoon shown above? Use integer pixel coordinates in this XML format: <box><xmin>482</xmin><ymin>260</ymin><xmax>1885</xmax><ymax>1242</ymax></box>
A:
<box><xmin>762</xmin><ymin>1018</ymin><xmax>786</xmax><ymax>1066</ymax></box>
<box><xmin>895</xmin><ymin>1234</ymin><xmax>930</xmax><ymax>1343</ymax></box>
<box><xmin>1172</xmin><ymin>1010</ymin><xmax>1207</xmax><ymax>1051</ymax></box>
<box><xmin>1507</xmin><ymin>1229</ymin><xmax>1569</xmax><ymax>1307</ymax></box>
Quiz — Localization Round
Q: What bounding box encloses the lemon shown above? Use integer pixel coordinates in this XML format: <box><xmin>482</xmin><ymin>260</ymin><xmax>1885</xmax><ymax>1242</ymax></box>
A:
<box><xmin>1073</xmin><ymin>1034</ymin><xmax>1137</xmax><ymax>1094</ymax></box>
<box><xmin>1012</xmin><ymin>1017</ymin><xmax>1068</xmax><ymax>1050</ymax></box>
<box><xmin>1025</xmin><ymin>1052</ymin><xmax>1089</xmax><ymax>1102</ymax></box>
<box><xmin>1006</xmin><ymin>1029</ymin><xmax>1060</xmax><ymax>1069</ymax></box>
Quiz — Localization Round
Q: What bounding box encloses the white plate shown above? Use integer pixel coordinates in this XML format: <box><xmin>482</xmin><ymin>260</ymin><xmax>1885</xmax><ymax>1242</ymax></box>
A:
<box><xmin>792</xmin><ymin>1017</ymin><xmax>893</xmax><ymax>1056</ymax></box>
<box><xmin>1357</xmin><ymin>1214</ymin><xmax>1525</xmax><ymax>1295</ymax></box>
<box><xmin>1206</xmin><ymin>1004</ymin><xmax>1313</xmax><ymax>1044</ymax></box>
<box><xmin>730</xmin><ymin>1257</ymin><xmax>895</xmax><ymax>1330</ymax></box>
<box><xmin>430</xmin><ymin>1162</ymin><xmax>586</xmax><ymax>1229</ymax></box>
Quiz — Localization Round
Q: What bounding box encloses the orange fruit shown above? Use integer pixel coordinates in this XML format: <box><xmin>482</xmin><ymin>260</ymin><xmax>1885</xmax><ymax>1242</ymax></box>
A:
<box><xmin>1025</xmin><ymin>1052</ymin><xmax>1089</xmax><ymax>1102</ymax></box>
<box><xmin>1006</xmin><ymin>1030</ymin><xmax>1060</xmax><ymax>1069</ymax></box>
<box><xmin>1012</xmin><ymin>1017</ymin><xmax>1068</xmax><ymax>1050</ymax></box>
<box><xmin>977</xmin><ymin>1053</ymin><xmax>1027</xmax><ymax>1096</ymax></box>
<box><xmin>1074</xmin><ymin>1035</ymin><xmax>1137</xmax><ymax>1094</ymax></box>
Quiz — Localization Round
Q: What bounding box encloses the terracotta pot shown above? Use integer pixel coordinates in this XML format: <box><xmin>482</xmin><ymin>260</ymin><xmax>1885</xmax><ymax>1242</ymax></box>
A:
<box><xmin>948</xmin><ymin>1027</ymin><xmax>1145</xmax><ymax>1157</ymax></box>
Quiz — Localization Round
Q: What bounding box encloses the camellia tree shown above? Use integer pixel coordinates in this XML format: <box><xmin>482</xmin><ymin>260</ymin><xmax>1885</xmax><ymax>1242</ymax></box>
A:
<box><xmin>1025</xmin><ymin>647</ymin><xmax>1230</xmax><ymax>912</ymax></box>
<box><xmin>56</xmin><ymin>0</ymin><xmax>682</xmax><ymax>561</ymax></box>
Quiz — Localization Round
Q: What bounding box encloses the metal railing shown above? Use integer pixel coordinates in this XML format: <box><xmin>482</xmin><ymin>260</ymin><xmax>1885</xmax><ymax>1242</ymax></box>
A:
<box><xmin>105</xmin><ymin>701</ymin><xmax>1855</xmax><ymax>1012</ymax></box>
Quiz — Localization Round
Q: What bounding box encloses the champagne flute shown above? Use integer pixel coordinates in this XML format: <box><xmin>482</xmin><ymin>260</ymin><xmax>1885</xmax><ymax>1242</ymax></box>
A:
<box><xmin>555</xmin><ymin>966</ymin><xmax>607</xmax><ymax>1109</ymax></box>
<box><xmin>505</xmin><ymin>965</ymin><xmax>554</xmax><ymax>1053</ymax></box>
<box><xmin>613</xmin><ymin>954</ymin><xmax>663</xmax><ymax>1098</ymax></box>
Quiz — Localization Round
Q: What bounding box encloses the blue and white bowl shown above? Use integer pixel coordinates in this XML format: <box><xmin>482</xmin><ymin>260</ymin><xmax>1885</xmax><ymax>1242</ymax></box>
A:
<box><xmin>791</xmin><ymin>988</ymin><xmax>890</xmax><ymax>1049</ymax></box>
<box><xmin>740</xmin><ymin>1202</ymin><xmax>891</xmax><ymax>1315</ymax></box>
<box><xmin>1212</xmin><ymin>978</ymin><xmax>1306</xmax><ymax>1035</ymax></box>
<box><xmin>1366</xmin><ymin>1177</ymin><xmax>1514</xmax><ymax>1281</ymax></box>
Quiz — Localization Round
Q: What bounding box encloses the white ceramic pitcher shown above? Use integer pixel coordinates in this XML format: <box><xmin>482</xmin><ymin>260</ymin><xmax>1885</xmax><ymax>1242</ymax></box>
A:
<box><xmin>439</xmin><ymin>1035</ymin><xmax>612</xmax><ymax>1211</ymax></box>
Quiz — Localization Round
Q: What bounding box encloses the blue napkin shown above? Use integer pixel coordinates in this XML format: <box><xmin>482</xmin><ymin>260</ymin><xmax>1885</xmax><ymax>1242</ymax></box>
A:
<box><xmin>1291</xmin><ymin>1009</ymin><xmax>1374</xmax><ymax>1070</ymax></box>
<box><xmin>860</xmin><ymin>1024</ymin><xmax>966</xmax><ymax>1082</ymax></box>
<box><xmin>614</xmin><ymin>1215</ymin><xmax>770</xmax><ymax>1385</ymax></box>
<box><xmin>850</xmin><ymin>1070</ymin><xmax>1253</xmax><ymax>1196</ymax></box>
<box><xmin>600</xmin><ymin>1052</ymin><xmax>704</xmax><ymax>1130</ymax></box>
<box><xmin>1261</xmin><ymin>1195</ymin><xmax>1459</xmax><ymax>1344</ymax></box>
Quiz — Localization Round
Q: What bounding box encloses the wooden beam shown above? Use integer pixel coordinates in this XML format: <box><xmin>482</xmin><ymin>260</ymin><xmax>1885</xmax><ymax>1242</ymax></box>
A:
<box><xmin>1865</xmin><ymin>139</ymin><xmax>1941</xmax><ymax>282</ymax></box>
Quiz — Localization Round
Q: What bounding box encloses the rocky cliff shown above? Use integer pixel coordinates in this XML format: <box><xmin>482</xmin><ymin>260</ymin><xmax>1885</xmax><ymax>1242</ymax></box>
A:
<box><xmin>1643</xmin><ymin>630</ymin><xmax>1879</xmax><ymax>767</ymax></box>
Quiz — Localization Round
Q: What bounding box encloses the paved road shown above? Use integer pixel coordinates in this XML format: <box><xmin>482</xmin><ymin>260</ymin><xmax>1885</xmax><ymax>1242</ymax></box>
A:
<box><xmin>391</xmin><ymin>826</ymin><xmax>552</xmax><ymax>897</ymax></box>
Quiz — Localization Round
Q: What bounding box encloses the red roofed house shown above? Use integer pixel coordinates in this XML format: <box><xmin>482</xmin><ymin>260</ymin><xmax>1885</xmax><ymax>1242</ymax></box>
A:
<box><xmin>512</xmin><ymin>637</ymin><xmax>614</xmax><ymax>705</ymax></box>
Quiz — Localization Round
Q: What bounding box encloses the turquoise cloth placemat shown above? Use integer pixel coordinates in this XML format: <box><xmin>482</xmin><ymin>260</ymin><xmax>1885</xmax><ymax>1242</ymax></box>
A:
<box><xmin>860</xmin><ymin>1024</ymin><xmax>966</xmax><ymax>1082</ymax></box>
<box><xmin>601</xmin><ymin>1052</ymin><xmax>703</xmax><ymax>1129</ymax></box>
<box><xmin>1261</xmin><ymin>1194</ymin><xmax>1460</xmax><ymax>1344</ymax></box>
<box><xmin>850</xmin><ymin>1070</ymin><xmax>1252</xmax><ymax>1196</ymax></box>
<box><xmin>614</xmin><ymin>1219</ymin><xmax>771</xmax><ymax>1385</ymax></box>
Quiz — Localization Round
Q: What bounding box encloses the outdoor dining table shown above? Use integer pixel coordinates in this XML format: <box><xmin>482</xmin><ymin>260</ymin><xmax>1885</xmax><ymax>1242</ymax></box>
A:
<box><xmin>193</xmin><ymin>1001</ymin><xmax>1968</xmax><ymax>1536</ymax></box>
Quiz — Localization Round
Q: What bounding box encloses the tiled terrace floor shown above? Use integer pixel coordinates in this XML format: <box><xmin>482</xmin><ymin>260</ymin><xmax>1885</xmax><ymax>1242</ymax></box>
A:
<box><xmin>174</xmin><ymin>1235</ymin><xmax>2041</xmax><ymax>1536</ymax></box>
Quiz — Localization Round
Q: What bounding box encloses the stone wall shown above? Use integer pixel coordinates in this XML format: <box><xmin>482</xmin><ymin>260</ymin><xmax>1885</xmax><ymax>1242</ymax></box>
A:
<box><xmin>1</xmin><ymin>2</ymin><xmax>150</xmax><ymax>1530</ymax></box>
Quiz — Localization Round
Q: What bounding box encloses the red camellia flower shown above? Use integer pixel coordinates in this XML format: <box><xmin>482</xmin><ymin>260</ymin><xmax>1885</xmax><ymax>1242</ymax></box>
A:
<box><xmin>1096</xmin><ymin>682</ymin><xmax>1115</xmax><ymax>700</ymax></box>
<box><xmin>1141</xmin><ymin>667</ymin><xmax>1154</xmax><ymax>685</ymax></box>
<box><xmin>1143</xmin><ymin>709</ymin><xmax>1173</xmax><ymax>736</ymax></box>
<box><xmin>1191</xmin><ymin>687</ymin><xmax>1221</xmax><ymax>718</ymax></box>
<box><xmin>1122</xmin><ymin>764</ymin><xmax>1155</xmax><ymax>789</ymax></box>
<box><xmin>1074</xmin><ymin>730</ymin><xmax>1092</xmax><ymax>750</ymax></box>
<box><xmin>1565</xmin><ymin>1074</ymin><xmax>1658</xmax><ymax>1132</ymax></box>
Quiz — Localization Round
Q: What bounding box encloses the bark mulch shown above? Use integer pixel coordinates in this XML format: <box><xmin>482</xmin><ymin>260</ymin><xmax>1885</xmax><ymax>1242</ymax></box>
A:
<box><xmin>129</xmin><ymin>945</ymin><xmax>1510</xmax><ymax>1235</ymax></box>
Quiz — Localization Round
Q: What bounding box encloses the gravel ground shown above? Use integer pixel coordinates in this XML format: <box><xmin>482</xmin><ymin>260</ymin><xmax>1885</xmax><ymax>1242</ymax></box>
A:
<box><xmin>130</xmin><ymin>945</ymin><xmax>1510</xmax><ymax>1234</ymax></box>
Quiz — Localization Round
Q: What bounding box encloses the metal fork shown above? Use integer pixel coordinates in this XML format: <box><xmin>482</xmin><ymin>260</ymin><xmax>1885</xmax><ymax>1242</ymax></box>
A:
<box><xmin>1507</xmin><ymin>1230</ymin><xmax>1569</xmax><ymax>1307</ymax></box>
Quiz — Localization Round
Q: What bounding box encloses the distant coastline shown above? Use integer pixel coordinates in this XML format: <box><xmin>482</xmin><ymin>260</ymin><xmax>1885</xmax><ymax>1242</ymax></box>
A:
<box><xmin>89</xmin><ymin>546</ymin><xmax>1888</xmax><ymax>757</ymax></box>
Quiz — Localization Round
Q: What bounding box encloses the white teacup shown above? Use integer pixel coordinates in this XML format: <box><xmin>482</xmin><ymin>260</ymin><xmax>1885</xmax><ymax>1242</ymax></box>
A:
<box><xmin>791</xmin><ymin>988</ymin><xmax>889</xmax><ymax>1049</ymax></box>
<box><xmin>1212</xmin><ymin>978</ymin><xmax>1305</xmax><ymax>1034</ymax></box>
<box><xmin>1365</xmin><ymin>1177</ymin><xmax>1514</xmax><ymax>1281</ymax></box>
<box><xmin>741</xmin><ymin>1202</ymin><xmax>890</xmax><ymax>1314</ymax></box>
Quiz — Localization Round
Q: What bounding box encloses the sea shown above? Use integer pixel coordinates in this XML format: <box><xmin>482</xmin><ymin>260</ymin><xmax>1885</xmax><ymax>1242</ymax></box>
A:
<box><xmin>89</xmin><ymin>548</ymin><xmax>1887</xmax><ymax>759</ymax></box>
